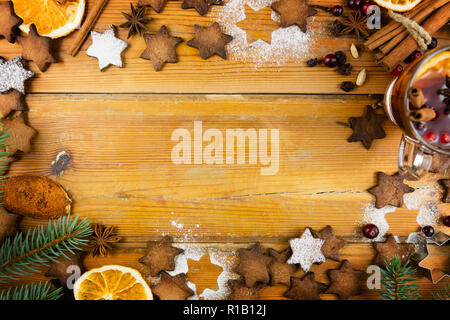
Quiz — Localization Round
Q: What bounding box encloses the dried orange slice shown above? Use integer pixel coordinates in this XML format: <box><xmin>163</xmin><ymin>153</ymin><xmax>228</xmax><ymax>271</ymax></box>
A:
<box><xmin>12</xmin><ymin>0</ymin><xmax>85</xmax><ymax>39</ymax></box>
<box><xmin>73</xmin><ymin>265</ymin><xmax>153</xmax><ymax>300</ymax></box>
<box><xmin>373</xmin><ymin>0</ymin><xmax>423</xmax><ymax>12</ymax></box>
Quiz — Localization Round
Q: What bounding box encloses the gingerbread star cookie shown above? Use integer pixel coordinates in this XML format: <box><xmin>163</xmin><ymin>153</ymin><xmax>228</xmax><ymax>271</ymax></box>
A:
<box><xmin>45</xmin><ymin>252</ymin><xmax>85</xmax><ymax>288</ymax></box>
<box><xmin>0</xmin><ymin>206</ymin><xmax>21</xmax><ymax>244</ymax></box>
<box><xmin>0</xmin><ymin>90</ymin><xmax>25</xmax><ymax>117</ymax></box>
<box><xmin>138</xmin><ymin>0</ymin><xmax>169</xmax><ymax>13</ymax></box>
<box><xmin>0</xmin><ymin>57</ymin><xmax>34</xmax><ymax>94</ymax></box>
<box><xmin>181</xmin><ymin>0</ymin><xmax>224</xmax><ymax>16</ymax></box>
<box><xmin>187</xmin><ymin>23</ymin><xmax>233</xmax><ymax>60</ymax></box>
<box><xmin>234</xmin><ymin>243</ymin><xmax>272</xmax><ymax>287</ymax></box>
<box><xmin>140</xmin><ymin>26</ymin><xmax>183</xmax><ymax>71</ymax></box>
<box><xmin>271</xmin><ymin>0</ymin><xmax>317</xmax><ymax>32</ymax></box>
<box><xmin>287</xmin><ymin>228</ymin><xmax>325</xmax><ymax>272</ymax></box>
<box><xmin>325</xmin><ymin>260</ymin><xmax>364</xmax><ymax>300</ymax></box>
<box><xmin>227</xmin><ymin>279</ymin><xmax>261</xmax><ymax>300</ymax></box>
<box><xmin>17</xmin><ymin>24</ymin><xmax>56</xmax><ymax>72</ymax></box>
<box><xmin>440</xmin><ymin>179</ymin><xmax>450</xmax><ymax>203</ymax></box>
<box><xmin>268</xmin><ymin>248</ymin><xmax>298</xmax><ymax>286</ymax></box>
<box><xmin>310</xmin><ymin>226</ymin><xmax>347</xmax><ymax>261</ymax></box>
<box><xmin>151</xmin><ymin>272</ymin><xmax>194</xmax><ymax>300</ymax></box>
<box><xmin>284</xmin><ymin>272</ymin><xmax>327</xmax><ymax>300</ymax></box>
<box><xmin>139</xmin><ymin>236</ymin><xmax>184</xmax><ymax>276</ymax></box>
<box><xmin>0</xmin><ymin>1</ymin><xmax>22</xmax><ymax>43</ymax></box>
<box><xmin>373</xmin><ymin>235</ymin><xmax>414</xmax><ymax>267</ymax></box>
<box><xmin>347</xmin><ymin>105</ymin><xmax>387</xmax><ymax>149</ymax></box>
<box><xmin>368</xmin><ymin>172</ymin><xmax>415</xmax><ymax>209</ymax></box>
<box><xmin>1</xmin><ymin>113</ymin><xmax>37</xmax><ymax>155</ymax></box>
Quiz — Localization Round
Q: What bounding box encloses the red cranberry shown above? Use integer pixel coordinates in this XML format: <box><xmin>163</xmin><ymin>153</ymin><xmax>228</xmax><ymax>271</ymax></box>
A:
<box><xmin>363</xmin><ymin>224</ymin><xmax>379</xmax><ymax>239</ymax></box>
<box><xmin>348</xmin><ymin>0</ymin><xmax>362</xmax><ymax>9</ymax></box>
<box><xmin>331</xmin><ymin>5</ymin><xmax>344</xmax><ymax>16</ymax></box>
<box><xmin>391</xmin><ymin>64</ymin><xmax>404</xmax><ymax>76</ymax></box>
<box><xmin>323</xmin><ymin>53</ymin><xmax>338</xmax><ymax>68</ymax></box>
<box><xmin>424</xmin><ymin>131</ymin><xmax>437</xmax><ymax>143</ymax></box>
<box><xmin>443</xmin><ymin>216</ymin><xmax>450</xmax><ymax>227</ymax></box>
<box><xmin>361</xmin><ymin>1</ymin><xmax>376</xmax><ymax>15</ymax></box>
<box><xmin>427</xmin><ymin>37</ymin><xmax>438</xmax><ymax>50</ymax></box>
<box><xmin>422</xmin><ymin>225</ymin><xmax>435</xmax><ymax>237</ymax></box>
<box><xmin>440</xmin><ymin>132</ymin><xmax>450</xmax><ymax>144</ymax></box>
<box><xmin>405</xmin><ymin>50</ymin><xmax>423</xmax><ymax>63</ymax></box>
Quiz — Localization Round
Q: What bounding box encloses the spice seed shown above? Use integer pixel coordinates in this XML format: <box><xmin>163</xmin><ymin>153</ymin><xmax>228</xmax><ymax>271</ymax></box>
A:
<box><xmin>350</xmin><ymin>43</ymin><xmax>359</xmax><ymax>59</ymax></box>
<box><xmin>356</xmin><ymin>69</ymin><xmax>367</xmax><ymax>86</ymax></box>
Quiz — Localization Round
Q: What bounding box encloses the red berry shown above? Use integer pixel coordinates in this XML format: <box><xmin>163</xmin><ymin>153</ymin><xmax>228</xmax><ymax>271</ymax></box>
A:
<box><xmin>422</xmin><ymin>225</ymin><xmax>435</xmax><ymax>237</ymax></box>
<box><xmin>361</xmin><ymin>1</ymin><xmax>376</xmax><ymax>15</ymax></box>
<box><xmin>424</xmin><ymin>131</ymin><xmax>437</xmax><ymax>143</ymax></box>
<box><xmin>405</xmin><ymin>50</ymin><xmax>423</xmax><ymax>62</ymax></box>
<box><xmin>323</xmin><ymin>53</ymin><xmax>338</xmax><ymax>68</ymax></box>
<box><xmin>363</xmin><ymin>224</ymin><xmax>379</xmax><ymax>239</ymax></box>
<box><xmin>348</xmin><ymin>0</ymin><xmax>362</xmax><ymax>9</ymax></box>
<box><xmin>391</xmin><ymin>64</ymin><xmax>404</xmax><ymax>76</ymax></box>
<box><xmin>443</xmin><ymin>216</ymin><xmax>450</xmax><ymax>227</ymax></box>
<box><xmin>332</xmin><ymin>5</ymin><xmax>344</xmax><ymax>16</ymax></box>
<box><xmin>440</xmin><ymin>132</ymin><xmax>450</xmax><ymax>144</ymax></box>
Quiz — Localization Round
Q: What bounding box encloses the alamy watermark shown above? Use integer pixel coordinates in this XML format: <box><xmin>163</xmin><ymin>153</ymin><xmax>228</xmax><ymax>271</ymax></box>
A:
<box><xmin>367</xmin><ymin>5</ymin><xmax>381</xmax><ymax>30</ymax></box>
<box><xmin>170</xmin><ymin>121</ymin><xmax>280</xmax><ymax>175</ymax></box>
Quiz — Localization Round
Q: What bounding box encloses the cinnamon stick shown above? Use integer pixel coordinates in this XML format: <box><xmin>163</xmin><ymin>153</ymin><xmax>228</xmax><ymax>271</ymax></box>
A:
<box><xmin>409</xmin><ymin>108</ymin><xmax>436</xmax><ymax>122</ymax></box>
<box><xmin>67</xmin><ymin>0</ymin><xmax>109</xmax><ymax>56</ymax></box>
<box><xmin>381</xmin><ymin>3</ymin><xmax>450</xmax><ymax>71</ymax></box>
<box><xmin>364</xmin><ymin>0</ymin><xmax>449</xmax><ymax>51</ymax></box>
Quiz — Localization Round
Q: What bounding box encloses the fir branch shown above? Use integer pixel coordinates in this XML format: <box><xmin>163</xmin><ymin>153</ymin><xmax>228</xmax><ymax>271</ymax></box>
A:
<box><xmin>0</xmin><ymin>281</ymin><xmax>63</xmax><ymax>300</ymax></box>
<box><xmin>378</xmin><ymin>255</ymin><xmax>421</xmax><ymax>300</ymax></box>
<box><xmin>0</xmin><ymin>215</ymin><xmax>92</xmax><ymax>282</ymax></box>
<box><xmin>432</xmin><ymin>281</ymin><xmax>450</xmax><ymax>300</ymax></box>
<box><xmin>0</xmin><ymin>122</ymin><xmax>10</xmax><ymax>203</ymax></box>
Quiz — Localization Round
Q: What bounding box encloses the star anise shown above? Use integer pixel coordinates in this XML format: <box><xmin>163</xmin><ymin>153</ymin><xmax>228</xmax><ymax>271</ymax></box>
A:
<box><xmin>90</xmin><ymin>224</ymin><xmax>121</xmax><ymax>257</ymax></box>
<box><xmin>339</xmin><ymin>11</ymin><xmax>369</xmax><ymax>40</ymax></box>
<box><xmin>120</xmin><ymin>3</ymin><xmax>152</xmax><ymax>39</ymax></box>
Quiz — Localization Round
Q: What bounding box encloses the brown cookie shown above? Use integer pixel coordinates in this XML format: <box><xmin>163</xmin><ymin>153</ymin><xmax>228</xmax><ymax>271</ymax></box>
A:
<box><xmin>0</xmin><ymin>206</ymin><xmax>21</xmax><ymax>244</ymax></box>
<box><xmin>45</xmin><ymin>252</ymin><xmax>85</xmax><ymax>288</ymax></box>
<box><xmin>227</xmin><ymin>279</ymin><xmax>260</xmax><ymax>300</ymax></box>
<box><xmin>140</xmin><ymin>26</ymin><xmax>183</xmax><ymax>71</ymax></box>
<box><xmin>139</xmin><ymin>236</ymin><xmax>184</xmax><ymax>276</ymax></box>
<box><xmin>284</xmin><ymin>272</ymin><xmax>327</xmax><ymax>300</ymax></box>
<box><xmin>0</xmin><ymin>1</ymin><xmax>22</xmax><ymax>43</ymax></box>
<box><xmin>368</xmin><ymin>172</ymin><xmax>415</xmax><ymax>209</ymax></box>
<box><xmin>0</xmin><ymin>90</ymin><xmax>25</xmax><ymax>118</ymax></box>
<box><xmin>347</xmin><ymin>105</ymin><xmax>387</xmax><ymax>149</ymax></box>
<box><xmin>271</xmin><ymin>0</ymin><xmax>317</xmax><ymax>32</ymax></box>
<box><xmin>17</xmin><ymin>24</ymin><xmax>56</xmax><ymax>72</ymax></box>
<box><xmin>151</xmin><ymin>271</ymin><xmax>194</xmax><ymax>300</ymax></box>
<box><xmin>268</xmin><ymin>248</ymin><xmax>297</xmax><ymax>286</ymax></box>
<box><xmin>373</xmin><ymin>234</ymin><xmax>415</xmax><ymax>267</ymax></box>
<box><xmin>235</xmin><ymin>243</ymin><xmax>272</xmax><ymax>287</ymax></box>
<box><xmin>187</xmin><ymin>22</ymin><xmax>233</xmax><ymax>60</ymax></box>
<box><xmin>325</xmin><ymin>260</ymin><xmax>364</xmax><ymax>300</ymax></box>
<box><xmin>440</xmin><ymin>179</ymin><xmax>450</xmax><ymax>203</ymax></box>
<box><xmin>1</xmin><ymin>113</ymin><xmax>37</xmax><ymax>155</ymax></box>
<box><xmin>310</xmin><ymin>225</ymin><xmax>347</xmax><ymax>261</ymax></box>
<box><xmin>138</xmin><ymin>0</ymin><xmax>169</xmax><ymax>13</ymax></box>
<box><xmin>181</xmin><ymin>0</ymin><xmax>224</xmax><ymax>16</ymax></box>
<box><xmin>430</xmin><ymin>153</ymin><xmax>450</xmax><ymax>175</ymax></box>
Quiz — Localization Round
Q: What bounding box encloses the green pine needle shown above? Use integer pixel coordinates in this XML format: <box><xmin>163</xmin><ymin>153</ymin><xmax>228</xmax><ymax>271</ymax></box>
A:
<box><xmin>0</xmin><ymin>122</ymin><xmax>10</xmax><ymax>203</ymax></box>
<box><xmin>0</xmin><ymin>281</ymin><xmax>63</xmax><ymax>300</ymax></box>
<box><xmin>378</xmin><ymin>255</ymin><xmax>421</xmax><ymax>300</ymax></box>
<box><xmin>432</xmin><ymin>282</ymin><xmax>450</xmax><ymax>300</ymax></box>
<box><xmin>0</xmin><ymin>215</ymin><xmax>92</xmax><ymax>283</ymax></box>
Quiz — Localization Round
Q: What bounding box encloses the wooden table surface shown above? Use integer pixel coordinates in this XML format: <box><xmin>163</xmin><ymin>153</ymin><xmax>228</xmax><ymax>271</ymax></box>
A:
<box><xmin>2</xmin><ymin>0</ymin><xmax>449</xmax><ymax>299</ymax></box>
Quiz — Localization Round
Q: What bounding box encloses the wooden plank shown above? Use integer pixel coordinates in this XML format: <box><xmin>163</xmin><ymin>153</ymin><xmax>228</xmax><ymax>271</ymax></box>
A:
<box><xmin>1</xmin><ymin>243</ymin><xmax>447</xmax><ymax>300</ymax></box>
<box><xmin>0</xmin><ymin>0</ymin><xmax>447</xmax><ymax>94</ymax></box>
<box><xmin>9</xmin><ymin>93</ymin><xmax>447</xmax><ymax>242</ymax></box>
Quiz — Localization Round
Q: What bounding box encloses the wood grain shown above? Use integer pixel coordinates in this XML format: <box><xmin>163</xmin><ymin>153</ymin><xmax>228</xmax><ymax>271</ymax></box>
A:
<box><xmin>0</xmin><ymin>0</ymin><xmax>447</xmax><ymax>94</ymax></box>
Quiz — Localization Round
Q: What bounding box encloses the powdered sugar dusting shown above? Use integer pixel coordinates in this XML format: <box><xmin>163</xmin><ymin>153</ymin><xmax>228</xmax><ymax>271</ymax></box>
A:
<box><xmin>169</xmin><ymin>244</ymin><xmax>239</xmax><ymax>300</ymax></box>
<box><xmin>213</xmin><ymin>0</ymin><xmax>314</xmax><ymax>66</ymax></box>
<box><xmin>359</xmin><ymin>203</ymin><xmax>396</xmax><ymax>241</ymax></box>
<box><xmin>287</xmin><ymin>228</ymin><xmax>325</xmax><ymax>272</ymax></box>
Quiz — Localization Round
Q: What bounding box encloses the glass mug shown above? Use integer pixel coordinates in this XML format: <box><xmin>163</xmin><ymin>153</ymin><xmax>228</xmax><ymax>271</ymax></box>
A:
<box><xmin>384</xmin><ymin>45</ymin><xmax>450</xmax><ymax>180</ymax></box>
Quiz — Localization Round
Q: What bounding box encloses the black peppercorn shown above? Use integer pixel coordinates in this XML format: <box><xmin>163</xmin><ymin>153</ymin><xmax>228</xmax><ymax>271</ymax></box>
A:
<box><xmin>337</xmin><ymin>63</ymin><xmax>353</xmax><ymax>75</ymax></box>
<box><xmin>340</xmin><ymin>81</ymin><xmax>356</xmax><ymax>92</ymax></box>
<box><xmin>335</xmin><ymin>51</ymin><xmax>347</xmax><ymax>66</ymax></box>
<box><xmin>306</xmin><ymin>58</ymin><xmax>321</xmax><ymax>67</ymax></box>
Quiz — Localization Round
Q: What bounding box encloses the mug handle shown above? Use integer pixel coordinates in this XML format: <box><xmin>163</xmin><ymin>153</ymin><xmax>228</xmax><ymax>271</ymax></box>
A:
<box><xmin>398</xmin><ymin>135</ymin><xmax>434</xmax><ymax>180</ymax></box>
